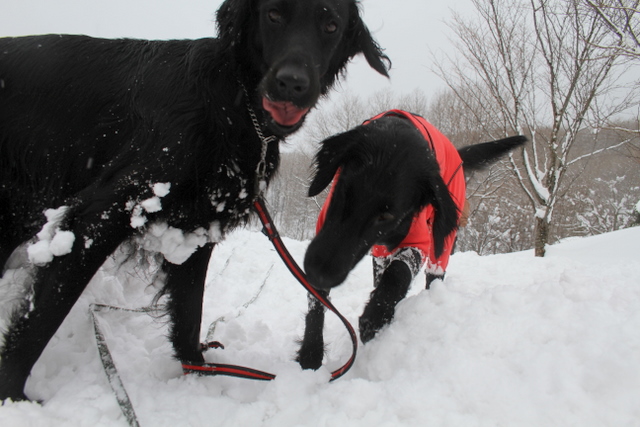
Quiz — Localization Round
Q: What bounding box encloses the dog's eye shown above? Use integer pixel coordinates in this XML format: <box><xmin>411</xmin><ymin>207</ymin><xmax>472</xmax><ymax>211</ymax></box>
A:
<box><xmin>324</xmin><ymin>21</ymin><xmax>338</xmax><ymax>34</ymax></box>
<box><xmin>268</xmin><ymin>9</ymin><xmax>283</xmax><ymax>23</ymax></box>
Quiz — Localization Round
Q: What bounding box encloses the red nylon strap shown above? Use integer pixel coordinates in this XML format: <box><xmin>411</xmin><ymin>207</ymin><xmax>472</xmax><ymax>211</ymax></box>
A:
<box><xmin>182</xmin><ymin>362</ymin><xmax>276</xmax><ymax>381</ymax></box>
<box><xmin>252</xmin><ymin>198</ymin><xmax>358</xmax><ymax>381</ymax></box>
<box><xmin>181</xmin><ymin>198</ymin><xmax>358</xmax><ymax>382</ymax></box>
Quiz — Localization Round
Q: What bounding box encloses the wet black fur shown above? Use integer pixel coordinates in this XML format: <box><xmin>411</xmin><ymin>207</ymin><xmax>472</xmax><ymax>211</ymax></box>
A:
<box><xmin>0</xmin><ymin>0</ymin><xmax>389</xmax><ymax>401</ymax></box>
<box><xmin>297</xmin><ymin>116</ymin><xmax>526</xmax><ymax>369</ymax></box>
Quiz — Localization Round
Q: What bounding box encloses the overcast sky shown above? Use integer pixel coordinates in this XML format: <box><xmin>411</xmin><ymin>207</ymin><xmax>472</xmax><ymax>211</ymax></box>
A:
<box><xmin>0</xmin><ymin>0</ymin><xmax>472</xmax><ymax>100</ymax></box>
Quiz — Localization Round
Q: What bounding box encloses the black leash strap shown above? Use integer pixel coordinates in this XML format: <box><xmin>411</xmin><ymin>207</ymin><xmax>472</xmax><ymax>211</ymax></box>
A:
<box><xmin>90</xmin><ymin>304</ymin><xmax>145</xmax><ymax>427</ymax></box>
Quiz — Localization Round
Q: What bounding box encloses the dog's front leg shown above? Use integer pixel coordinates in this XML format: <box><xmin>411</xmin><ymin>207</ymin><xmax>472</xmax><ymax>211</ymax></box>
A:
<box><xmin>359</xmin><ymin>259</ymin><xmax>413</xmax><ymax>343</ymax></box>
<box><xmin>296</xmin><ymin>290</ymin><xmax>328</xmax><ymax>370</ymax></box>
<box><xmin>163</xmin><ymin>243</ymin><xmax>214</xmax><ymax>364</ymax></box>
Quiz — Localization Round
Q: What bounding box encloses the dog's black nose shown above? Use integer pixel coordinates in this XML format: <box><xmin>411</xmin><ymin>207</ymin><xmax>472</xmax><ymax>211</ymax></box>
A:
<box><xmin>275</xmin><ymin>65</ymin><xmax>310</xmax><ymax>99</ymax></box>
<box><xmin>304</xmin><ymin>253</ymin><xmax>349</xmax><ymax>291</ymax></box>
<box><xmin>305</xmin><ymin>269</ymin><xmax>335</xmax><ymax>291</ymax></box>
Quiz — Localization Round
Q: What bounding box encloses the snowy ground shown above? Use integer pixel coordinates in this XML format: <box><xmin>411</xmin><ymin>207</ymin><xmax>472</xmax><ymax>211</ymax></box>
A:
<box><xmin>1</xmin><ymin>225</ymin><xmax>639</xmax><ymax>427</ymax></box>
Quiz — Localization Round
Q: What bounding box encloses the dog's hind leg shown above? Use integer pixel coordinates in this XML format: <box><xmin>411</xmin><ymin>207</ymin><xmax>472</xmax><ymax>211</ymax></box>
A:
<box><xmin>296</xmin><ymin>290</ymin><xmax>328</xmax><ymax>370</ymax></box>
<box><xmin>0</xmin><ymin>202</ymin><xmax>30</xmax><ymax>277</ymax></box>
<box><xmin>163</xmin><ymin>243</ymin><xmax>214</xmax><ymax>364</ymax></box>
<box><xmin>425</xmin><ymin>273</ymin><xmax>444</xmax><ymax>290</ymax></box>
<box><xmin>0</xmin><ymin>210</ymin><xmax>130</xmax><ymax>401</ymax></box>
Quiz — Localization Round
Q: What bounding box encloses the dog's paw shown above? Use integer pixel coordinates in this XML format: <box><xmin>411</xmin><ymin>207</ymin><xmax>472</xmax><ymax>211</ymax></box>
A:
<box><xmin>295</xmin><ymin>340</ymin><xmax>325</xmax><ymax>371</ymax></box>
<box><xmin>359</xmin><ymin>316</ymin><xmax>385</xmax><ymax>344</ymax></box>
<box><xmin>359</xmin><ymin>301</ymin><xmax>395</xmax><ymax>344</ymax></box>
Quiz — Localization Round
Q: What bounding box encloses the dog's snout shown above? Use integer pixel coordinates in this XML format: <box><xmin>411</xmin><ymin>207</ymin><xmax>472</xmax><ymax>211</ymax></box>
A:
<box><xmin>304</xmin><ymin>243</ymin><xmax>351</xmax><ymax>291</ymax></box>
<box><xmin>275</xmin><ymin>65</ymin><xmax>310</xmax><ymax>99</ymax></box>
<box><xmin>305</xmin><ymin>267</ymin><xmax>336</xmax><ymax>291</ymax></box>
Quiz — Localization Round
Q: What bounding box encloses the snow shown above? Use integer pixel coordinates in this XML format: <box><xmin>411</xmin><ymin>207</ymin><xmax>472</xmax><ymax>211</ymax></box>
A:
<box><xmin>128</xmin><ymin>183</ymin><xmax>171</xmax><ymax>228</ymax></box>
<box><xmin>128</xmin><ymin>206</ymin><xmax>148</xmax><ymax>229</ymax></box>
<box><xmin>128</xmin><ymin>181</ymin><xmax>214</xmax><ymax>264</ymax></box>
<box><xmin>134</xmin><ymin>224</ymin><xmax>209</xmax><ymax>265</ymax></box>
<box><xmin>535</xmin><ymin>207</ymin><xmax>547</xmax><ymax>219</ymax></box>
<box><xmin>27</xmin><ymin>207</ymin><xmax>75</xmax><ymax>265</ymax></box>
<box><xmin>48</xmin><ymin>231</ymin><xmax>76</xmax><ymax>257</ymax></box>
<box><xmin>139</xmin><ymin>198</ymin><xmax>162</xmax><ymax>214</ymax></box>
<box><xmin>1</xmin><ymin>225</ymin><xmax>639</xmax><ymax>426</ymax></box>
<box><xmin>152</xmin><ymin>183</ymin><xmax>171</xmax><ymax>198</ymax></box>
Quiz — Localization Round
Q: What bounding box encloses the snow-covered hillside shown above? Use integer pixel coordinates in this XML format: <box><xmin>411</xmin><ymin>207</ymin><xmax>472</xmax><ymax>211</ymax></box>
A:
<box><xmin>1</xmin><ymin>226</ymin><xmax>639</xmax><ymax>426</ymax></box>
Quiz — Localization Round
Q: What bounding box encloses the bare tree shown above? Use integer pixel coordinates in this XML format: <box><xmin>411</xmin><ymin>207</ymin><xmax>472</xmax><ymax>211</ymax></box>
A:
<box><xmin>584</xmin><ymin>0</ymin><xmax>640</xmax><ymax>158</ymax></box>
<box><xmin>300</xmin><ymin>92</ymin><xmax>370</xmax><ymax>143</ymax></box>
<box><xmin>300</xmin><ymin>88</ymin><xmax>432</xmax><ymax>143</ymax></box>
<box><xmin>433</xmin><ymin>0</ymin><xmax>633</xmax><ymax>256</ymax></box>
<box><xmin>585</xmin><ymin>0</ymin><xmax>640</xmax><ymax>57</ymax></box>
<box><xmin>265</xmin><ymin>150</ymin><xmax>320</xmax><ymax>241</ymax></box>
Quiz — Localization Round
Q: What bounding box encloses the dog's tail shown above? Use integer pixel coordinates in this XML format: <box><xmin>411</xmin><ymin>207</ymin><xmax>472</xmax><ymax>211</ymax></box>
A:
<box><xmin>457</xmin><ymin>135</ymin><xmax>527</xmax><ymax>172</ymax></box>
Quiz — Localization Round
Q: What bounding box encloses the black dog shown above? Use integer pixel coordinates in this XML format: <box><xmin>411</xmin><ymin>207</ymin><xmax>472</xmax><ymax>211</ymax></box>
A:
<box><xmin>297</xmin><ymin>112</ymin><xmax>526</xmax><ymax>370</ymax></box>
<box><xmin>0</xmin><ymin>0</ymin><xmax>389</xmax><ymax>401</ymax></box>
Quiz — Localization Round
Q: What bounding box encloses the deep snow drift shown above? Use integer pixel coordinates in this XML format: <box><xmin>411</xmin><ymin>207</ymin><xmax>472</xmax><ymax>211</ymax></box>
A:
<box><xmin>1</xmin><ymin>226</ymin><xmax>639</xmax><ymax>426</ymax></box>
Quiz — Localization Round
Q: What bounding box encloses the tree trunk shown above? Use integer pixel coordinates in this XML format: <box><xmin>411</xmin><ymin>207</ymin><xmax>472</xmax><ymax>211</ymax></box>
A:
<box><xmin>534</xmin><ymin>215</ymin><xmax>549</xmax><ymax>257</ymax></box>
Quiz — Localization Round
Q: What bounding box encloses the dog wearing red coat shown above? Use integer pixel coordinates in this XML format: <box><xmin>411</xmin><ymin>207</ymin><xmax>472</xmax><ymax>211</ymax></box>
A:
<box><xmin>297</xmin><ymin>110</ymin><xmax>526</xmax><ymax>370</ymax></box>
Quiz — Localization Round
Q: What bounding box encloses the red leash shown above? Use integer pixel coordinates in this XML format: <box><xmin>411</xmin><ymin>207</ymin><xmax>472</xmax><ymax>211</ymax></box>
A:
<box><xmin>182</xmin><ymin>197</ymin><xmax>358</xmax><ymax>382</ymax></box>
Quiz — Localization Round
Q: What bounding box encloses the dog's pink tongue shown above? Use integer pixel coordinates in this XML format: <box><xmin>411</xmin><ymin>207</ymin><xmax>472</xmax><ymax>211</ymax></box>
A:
<box><xmin>262</xmin><ymin>99</ymin><xmax>309</xmax><ymax>127</ymax></box>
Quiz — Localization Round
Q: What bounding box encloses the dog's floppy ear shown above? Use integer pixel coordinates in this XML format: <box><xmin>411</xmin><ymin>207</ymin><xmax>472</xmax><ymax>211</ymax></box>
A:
<box><xmin>343</xmin><ymin>2</ymin><xmax>391</xmax><ymax>77</ymax></box>
<box><xmin>216</xmin><ymin>0</ymin><xmax>254</xmax><ymax>50</ymax></box>
<box><xmin>418</xmin><ymin>159</ymin><xmax>459</xmax><ymax>258</ymax></box>
<box><xmin>308</xmin><ymin>128</ymin><xmax>362</xmax><ymax>197</ymax></box>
